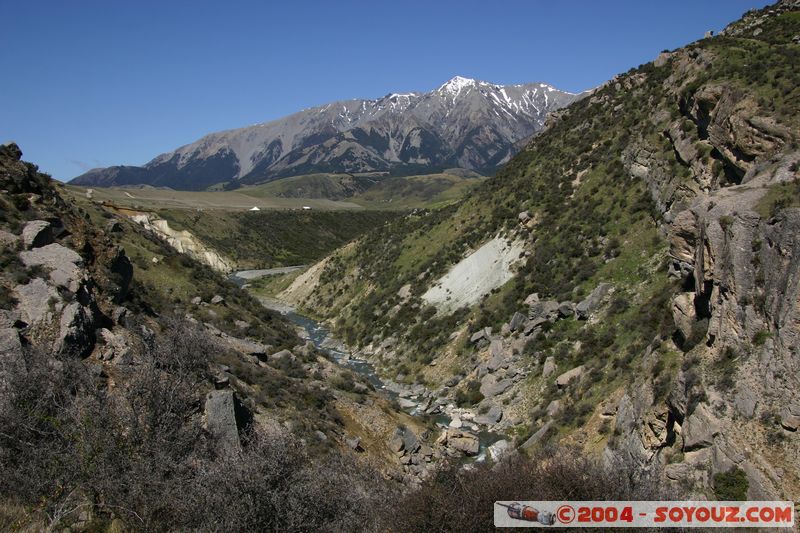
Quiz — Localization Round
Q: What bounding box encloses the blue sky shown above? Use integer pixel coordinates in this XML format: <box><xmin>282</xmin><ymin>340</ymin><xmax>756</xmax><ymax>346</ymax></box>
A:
<box><xmin>1</xmin><ymin>0</ymin><xmax>771</xmax><ymax>181</ymax></box>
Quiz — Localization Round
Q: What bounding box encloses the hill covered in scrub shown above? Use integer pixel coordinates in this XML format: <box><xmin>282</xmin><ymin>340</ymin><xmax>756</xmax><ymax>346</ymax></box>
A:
<box><xmin>278</xmin><ymin>0</ymin><xmax>800</xmax><ymax>501</ymax></box>
<box><xmin>0</xmin><ymin>143</ymin><xmax>425</xmax><ymax>530</ymax></box>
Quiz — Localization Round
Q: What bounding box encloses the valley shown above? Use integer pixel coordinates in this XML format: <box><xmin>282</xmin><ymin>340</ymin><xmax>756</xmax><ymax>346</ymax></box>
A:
<box><xmin>2</xmin><ymin>1</ymin><xmax>799</xmax><ymax>531</ymax></box>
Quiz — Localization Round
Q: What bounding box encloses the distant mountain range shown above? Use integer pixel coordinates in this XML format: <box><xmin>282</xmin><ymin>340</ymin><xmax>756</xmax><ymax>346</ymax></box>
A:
<box><xmin>71</xmin><ymin>76</ymin><xmax>582</xmax><ymax>190</ymax></box>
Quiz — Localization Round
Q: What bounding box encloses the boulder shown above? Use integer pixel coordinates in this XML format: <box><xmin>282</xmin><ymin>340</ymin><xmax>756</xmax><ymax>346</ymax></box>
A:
<box><xmin>470</xmin><ymin>327</ymin><xmax>492</xmax><ymax>344</ymax></box>
<box><xmin>780</xmin><ymin>405</ymin><xmax>800</xmax><ymax>431</ymax></box>
<box><xmin>398</xmin><ymin>398</ymin><xmax>417</xmax><ymax>409</ymax></box>
<box><xmin>555</xmin><ymin>365</ymin><xmax>584</xmax><ymax>387</ymax></box>
<box><xmin>557</xmin><ymin>302</ymin><xmax>574</xmax><ymax>318</ymax></box>
<box><xmin>733</xmin><ymin>385</ymin><xmax>757</xmax><ymax>419</ymax></box>
<box><xmin>671</xmin><ymin>293</ymin><xmax>697</xmax><ymax>342</ymax></box>
<box><xmin>0</xmin><ymin>310</ymin><xmax>21</xmax><ymax>329</ymax></box>
<box><xmin>521</xmin><ymin>421</ymin><xmax>554</xmax><ymax>450</ymax></box>
<box><xmin>112</xmin><ymin>306</ymin><xmax>128</xmax><ymax>325</ymax></box>
<box><xmin>486</xmin><ymin>341</ymin><xmax>508</xmax><ymax>372</ymax></box>
<box><xmin>449</xmin><ymin>418</ymin><xmax>463</xmax><ymax>429</ymax></box>
<box><xmin>191</xmin><ymin>296</ymin><xmax>202</xmax><ymax>305</ymax></box>
<box><xmin>446</xmin><ymin>429</ymin><xmax>479</xmax><ymax>455</ymax></box>
<box><xmin>210</xmin><ymin>295</ymin><xmax>225</xmax><ymax>305</ymax></box>
<box><xmin>346</xmin><ymin>437</ymin><xmax>362</xmax><ymax>451</ymax></box>
<box><xmin>98</xmin><ymin>328</ymin><xmax>132</xmax><ymax>364</ymax></box>
<box><xmin>13</xmin><ymin>278</ymin><xmax>60</xmax><ymax>326</ymax></box>
<box><xmin>542</xmin><ymin>356</ymin><xmax>556</xmax><ymax>378</ymax></box>
<box><xmin>529</xmin><ymin>300</ymin><xmax>560</xmax><ymax>320</ymax></box>
<box><xmin>518</xmin><ymin>211</ymin><xmax>531</xmax><ymax>224</ymax></box>
<box><xmin>54</xmin><ymin>302</ymin><xmax>95</xmax><ymax>357</ymax></box>
<box><xmin>21</xmin><ymin>220</ymin><xmax>53</xmax><ymax>249</ymax></box>
<box><xmin>205</xmin><ymin>390</ymin><xmax>240</xmax><ymax>453</ymax></box>
<box><xmin>388</xmin><ymin>436</ymin><xmax>404</xmax><ymax>453</ymax></box>
<box><xmin>225</xmin><ymin>336</ymin><xmax>268</xmax><ymax>357</ymax></box>
<box><xmin>509</xmin><ymin>312</ymin><xmax>527</xmax><ymax>332</ymax></box>
<box><xmin>682</xmin><ymin>404</ymin><xmax>721</xmax><ymax>450</ymax></box>
<box><xmin>20</xmin><ymin>243</ymin><xmax>84</xmax><ymax>292</ymax></box>
<box><xmin>524</xmin><ymin>293</ymin><xmax>540</xmax><ymax>306</ymax></box>
<box><xmin>269</xmin><ymin>349</ymin><xmax>294</xmax><ymax>360</ymax></box>
<box><xmin>479</xmin><ymin>374</ymin><xmax>513</xmax><ymax>398</ymax></box>
<box><xmin>575</xmin><ymin>283</ymin><xmax>612</xmax><ymax>319</ymax></box>
<box><xmin>399</xmin><ymin>428</ymin><xmax>419</xmax><ymax>454</ymax></box>
<box><xmin>546</xmin><ymin>400</ymin><xmax>562</xmax><ymax>417</ymax></box>
<box><xmin>487</xmin><ymin>439</ymin><xmax>512</xmax><ymax>461</ymax></box>
<box><xmin>0</xmin><ymin>328</ymin><xmax>21</xmax><ymax>356</ymax></box>
<box><xmin>475</xmin><ymin>404</ymin><xmax>503</xmax><ymax>425</ymax></box>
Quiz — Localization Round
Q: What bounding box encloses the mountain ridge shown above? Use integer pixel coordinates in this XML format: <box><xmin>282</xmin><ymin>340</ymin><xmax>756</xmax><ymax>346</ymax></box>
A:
<box><xmin>71</xmin><ymin>76</ymin><xmax>582</xmax><ymax>190</ymax></box>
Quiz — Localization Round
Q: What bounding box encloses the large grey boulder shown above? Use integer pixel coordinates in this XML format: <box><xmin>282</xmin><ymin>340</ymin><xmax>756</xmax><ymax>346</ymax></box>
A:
<box><xmin>21</xmin><ymin>220</ymin><xmax>53</xmax><ymax>249</ymax></box>
<box><xmin>470</xmin><ymin>327</ymin><xmax>492</xmax><ymax>344</ymax></box>
<box><xmin>557</xmin><ymin>301</ymin><xmax>575</xmax><ymax>318</ymax></box>
<box><xmin>0</xmin><ymin>310</ymin><xmax>20</xmax><ymax>329</ymax></box>
<box><xmin>486</xmin><ymin>340</ymin><xmax>508</xmax><ymax>371</ymax></box>
<box><xmin>682</xmin><ymin>404</ymin><xmax>721</xmax><ymax>450</ymax></box>
<box><xmin>529</xmin><ymin>300</ymin><xmax>560</xmax><ymax>321</ymax></box>
<box><xmin>13</xmin><ymin>278</ymin><xmax>60</xmax><ymax>326</ymax></box>
<box><xmin>542</xmin><ymin>356</ymin><xmax>556</xmax><ymax>378</ymax></box>
<box><xmin>509</xmin><ymin>312</ymin><xmax>527</xmax><ymax>332</ymax></box>
<box><xmin>521</xmin><ymin>421</ymin><xmax>554</xmax><ymax>450</ymax></box>
<box><xmin>0</xmin><ymin>328</ymin><xmax>21</xmax><ymax>356</ymax></box>
<box><xmin>20</xmin><ymin>244</ymin><xmax>84</xmax><ymax>292</ymax></box>
<box><xmin>446</xmin><ymin>429</ymin><xmax>479</xmax><ymax>455</ymax></box>
<box><xmin>487</xmin><ymin>439</ymin><xmax>512</xmax><ymax>461</ymax></box>
<box><xmin>99</xmin><ymin>328</ymin><xmax>132</xmax><ymax>364</ymax></box>
<box><xmin>480</xmin><ymin>374</ymin><xmax>513</xmax><ymax>398</ymax></box>
<box><xmin>205</xmin><ymin>390</ymin><xmax>241</xmax><ymax>453</ymax></box>
<box><xmin>671</xmin><ymin>292</ymin><xmax>697</xmax><ymax>342</ymax></box>
<box><xmin>780</xmin><ymin>404</ymin><xmax>800</xmax><ymax>431</ymax></box>
<box><xmin>474</xmin><ymin>404</ymin><xmax>503</xmax><ymax>425</ymax></box>
<box><xmin>733</xmin><ymin>385</ymin><xmax>757</xmax><ymax>418</ymax></box>
<box><xmin>555</xmin><ymin>365</ymin><xmax>584</xmax><ymax>387</ymax></box>
<box><xmin>575</xmin><ymin>283</ymin><xmax>612</xmax><ymax>319</ymax></box>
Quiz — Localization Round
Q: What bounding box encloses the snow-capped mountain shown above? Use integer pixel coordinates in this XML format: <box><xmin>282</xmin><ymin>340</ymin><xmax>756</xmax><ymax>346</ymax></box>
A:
<box><xmin>71</xmin><ymin>76</ymin><xmax>582</xmax><ymax>190</ymax></box>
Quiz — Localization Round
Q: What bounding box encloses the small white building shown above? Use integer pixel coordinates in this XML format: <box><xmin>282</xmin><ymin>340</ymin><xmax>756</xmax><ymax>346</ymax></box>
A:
<box><xmin>249</xmin><ymin>206</ymin><xmax>261</xmax><ymax>211</ymax></box>
<box><xmin>302</xmin><ymin>206</ymin><xmax>312</xmax><ymax>210</ymax></box>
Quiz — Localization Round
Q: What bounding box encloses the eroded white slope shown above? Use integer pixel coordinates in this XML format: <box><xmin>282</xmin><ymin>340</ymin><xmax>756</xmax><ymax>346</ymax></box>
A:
<box><xmin>422</xmin><ymin>236</ymin><xmax>525</xmax><ymax>312</ymax></box>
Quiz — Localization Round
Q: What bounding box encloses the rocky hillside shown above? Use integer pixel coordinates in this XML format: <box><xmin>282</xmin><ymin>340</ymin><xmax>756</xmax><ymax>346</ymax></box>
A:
<box><xmin>70</xmin><ymin>77</ymin><xmax>580</xmax><ymax>190</ymax></box>
<box><xmin>0</xmin><ymin>142</ymin><xmax>446</xmax><ymax>530</ymax></box>
<box><xmin>278</xmin><ymin>1</ymin><xmax>800</xmax><ymax>501</ymax></box>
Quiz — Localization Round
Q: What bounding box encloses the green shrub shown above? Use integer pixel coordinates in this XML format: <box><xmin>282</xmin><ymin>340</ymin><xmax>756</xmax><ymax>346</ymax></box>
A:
<box><xmin>713</xmin><ymin>467</ymin><xmax>748</xmax><ymax>501</ymax></box>
<box><xmin>752</xmin><ymin>330</ymin><xmax>771</xmax><ymax>346</ymax></box>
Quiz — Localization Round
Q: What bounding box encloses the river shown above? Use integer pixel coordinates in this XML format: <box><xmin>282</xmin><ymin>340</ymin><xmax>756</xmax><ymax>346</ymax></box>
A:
<box><xmin>231</xmin><ymin>272</ymin><xmax>503</xmax><ymax>457</ymax></box>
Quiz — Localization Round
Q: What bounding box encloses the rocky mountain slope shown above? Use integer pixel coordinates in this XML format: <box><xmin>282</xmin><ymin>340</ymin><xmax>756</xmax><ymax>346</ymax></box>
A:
<box><xmin>277</xmin><ymin>1</ymin><xmax>800</xmax><ymax>502</ymax></box>
<box><xmin>0</xmin><ymin>143</ymin><xmax>443</xmax><ymax>530</ymax></box>
<box><xmin>70</xmin><ymin>77</ymin><xmax>580</xmax><ymax>190</ymax></box>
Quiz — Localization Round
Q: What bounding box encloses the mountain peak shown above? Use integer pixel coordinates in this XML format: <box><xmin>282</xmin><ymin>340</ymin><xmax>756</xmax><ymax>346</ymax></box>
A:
<box><xmin>437</xmin><ymin>76</ymin><xmax>482</xmax><ymax>96</ymax></box>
